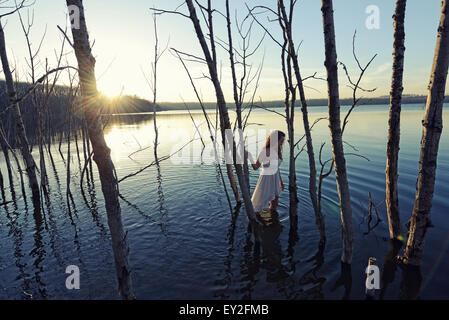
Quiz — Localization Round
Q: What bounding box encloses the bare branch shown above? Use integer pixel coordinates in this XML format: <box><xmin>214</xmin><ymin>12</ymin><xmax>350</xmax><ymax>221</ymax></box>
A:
<box><xmin>57</xmin><ymin>24</ymin><xmax>73</xmax><ymax>48</ymax></box>
<box><xmin>0</xmin><ymin>0</ymin><xmax>29</xmax><ymax>18</ymax></box>
<box><xmin>150</xmin><ymin>6</ymin><xmax>190</xmax><ymax>19</ymax></box>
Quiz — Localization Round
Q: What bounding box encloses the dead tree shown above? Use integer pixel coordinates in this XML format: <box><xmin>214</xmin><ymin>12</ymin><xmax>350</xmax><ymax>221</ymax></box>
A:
<box><xmin>280</xmin><ymin>29</ymin><xmax>300</xmax><ymax>224</ymax></box>
<box><xmin>65</xmin><ymin>0</ymin><xmax>134</xmax><ymax>299</ymax></box>
<box><xmin>145</xmin><ymin>13</ymin><xmax>166</xmax><ymax>161</ymax></box>
<box><xmin>140</xmin><ymin>13</ymin><xmax>165</xmax><ymax>161</ymax></box>
<box><xmin>317</xmin><ymin>30</ymin><xmax>376</xmax><ymax>226</ymax></box>
<box><xmin>66</xmin><ymin>67</ymin><xmax>79</xmax><ymax>212</ymax></box>
<box><xmin>321</xmin><ymin>0</ymin><xmax>353</xmax><ymax>264</ymax></box>
<box><xmin>224</xmin><ymin>0</ymin><xmax>264</xmax><ymax>194</ymax></box>
<box><xmin>0</xmin><ymin>4</ymin><xmax>41</xmax><ymax>208</ymax></box>
<box><xmin>0</xmin><ymin>127</ymin><xmax>14</xmax><ymax>190</ymax></box>
<box><xmin>386</xmin><ymin>0</ymin><xmax>407</xmax><ymax>240</ymax></box>
<box><xmin>183</xmin><ymin>0</ymin><xmax>257</xmax><ymax>221</ymax></box>
<box><xmin>402</xmin><ymin>0</ymin><xmax>449</xmax><ymax>266</ymax></box>
<box><xmin>279</xmin><ymin>0</ymin><xmax>325</xmax><ymax>243</ymax></box>
<box><xmin>207</xmin><ymin>0</ymin><xmax>241</xmax><ymax>205</ymax></box>
<box><xmin>152</xmin><ymin>14</ymin><xmax>159</xmax><ymax>160</ymax></box>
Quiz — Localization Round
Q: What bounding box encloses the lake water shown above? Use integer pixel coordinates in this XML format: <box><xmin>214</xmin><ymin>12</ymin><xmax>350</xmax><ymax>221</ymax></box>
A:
<box><xmin>0</xmin><ymin>103</ymin><xmax>448</xmax><ymax>300</ymax></box>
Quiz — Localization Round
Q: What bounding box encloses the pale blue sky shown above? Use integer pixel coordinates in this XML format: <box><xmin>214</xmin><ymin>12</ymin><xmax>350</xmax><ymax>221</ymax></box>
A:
<box><xmin>1</xmin><ymin>0</ymin><xmax>446</xmax><ymax>102</ymax></box>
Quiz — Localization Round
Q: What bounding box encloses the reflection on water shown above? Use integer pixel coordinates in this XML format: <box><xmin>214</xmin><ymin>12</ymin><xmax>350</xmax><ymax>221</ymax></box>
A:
<box><xmin>0</xmin><ymin>104</ymin><xmax>448</xmax><ymax>299</ymax></box>
<box><xmin>254</xmin><ymin>210</ymin><xmax>289</xmax><ymax>283</ymax></box>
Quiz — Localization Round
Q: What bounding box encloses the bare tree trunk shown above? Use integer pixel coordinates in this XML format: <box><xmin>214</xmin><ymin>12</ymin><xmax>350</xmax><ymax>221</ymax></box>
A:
<box><xmin>151</xmin><ymin>14</ymin><xmax>159</xmax><ymax>161</ymax></box>
<box><xmin>46</xmin><ymin>103</ymin><xmax>52</xmax><ymax>154</ymax></box>
<box><xmin>226</xmin><ymin>162</ymin><xmax>240</xmax><ymax>203</ymax></box>
<box><xmin>36</xmin><ymin>101</ymin><xmax>49</xmax><ymax>196</ymax></box>
<box><xmin>74</xmin><ymin>126</ymin><xmax>81</xmax><ymax>163</ymax></box>
<box><xmin>0</xmin><ymin>20</ymin><xmax>40</xmax><ymax>207</ymax></box>
<box><xmin>279</xmin><ymin>0</ymin><xmax>325</xmax><ymax>243</ymax></box>
<box><xmin>220</xmin><ymin>115</ymin><xmax>241</xmax><ymax>204</ymax></box>
<box><xmin>321</xmin><ymin>0</ymin><xmax>353</xmax><ymax>264</ymax></box>
<box><xmin>279</xmin><ymin>28</ymin><xmax>299</xmax><ymax>222</ymax></box>
<box><xmin>81</xmin><ymin>122</ymin><xmax>89</xmax><ymax>178</ymax></box>
<box><xmin>66</xmin><ymin>100</ymin><xmax>72</xmax><ymax>210</ymax></box>
<box><xmin>403</xmin><ymin>0</ymin><xmax>449</xmax><ymax>266</ymax></box>
<box><xmin>185</xmin><ymin>0</ymin><xmax>256</xmax><ymax>220</ymax></box>
<box><xmin>66</xmin><ymin>0</ymin><xmax>134</xmax><ymax>299</ymax></box>
<box><xmin>0</xmin><ymin>126</ymin><xmax>14</xmax><ymax>189</ymax></box>
<box><xmin>225</xmin><ymin>0</ymin><xmax>250</xmax><ymax>195</ymax></box>
<box><xmin>386</xmin><ymin>0</ymin><xmax>407</xmax><ymax>240</ymax></box>
<box><xmin>58</xmin><ymin>126</ymin><xmax>65</xmax><ymax>160</ymax></box>
<box><xmin>83</xmin><ymin>122</ymin><xmax>94</xmax><ymax>182</ymax></box>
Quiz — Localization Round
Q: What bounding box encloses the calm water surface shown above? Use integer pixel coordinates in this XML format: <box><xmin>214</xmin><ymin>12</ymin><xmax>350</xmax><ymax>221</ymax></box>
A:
<box><xmin>0</xmin><ymin>104</ymin><xmax>448</xmax><ymax>299</ymax></box>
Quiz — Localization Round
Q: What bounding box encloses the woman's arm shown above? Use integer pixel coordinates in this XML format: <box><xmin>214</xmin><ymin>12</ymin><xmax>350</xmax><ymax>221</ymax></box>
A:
<box><xmin>280</xmin><ymin>175</ymin><xmax>284</xmax><ymax>190</ymax></box>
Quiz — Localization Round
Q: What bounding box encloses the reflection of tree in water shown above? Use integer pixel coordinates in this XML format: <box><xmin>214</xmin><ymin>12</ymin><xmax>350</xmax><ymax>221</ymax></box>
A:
<box><xmin>330</xmin><ymin>262</ymin><xmax>352</xmax><ymax>300</ymax></box>
<box><xmin>399</xmin><ymin>264</ymin><xmax>422</xmax><ymax>300</ymax></box>
<box><xmin>240</xmin><ymin>222</ymin><xmax>260</xmax><ymax>300</ymax></box>
<box><xmin>213</xmin><ymin>203</ymin><xmax>240</xmax><ymax>299</ymax></box>
<box><xmin>254</xmin><ymin>210</ymin><xmax>289</xmax><ymax>283</ymax></box>
<box><xmin>380</xmin><ymin>239</ymin><xmax>422</xmax><ymax>300</ymax></box>
<box><xmin>30</xmin><ymin>205</ymin><xmax>47</xmax><ymax>298</ymax></box>
<box><xmin>297</xmin><ymin>243</ymin><xmax>326</xmax><ymax>299</ymax></box>
<box><xmin>155</xmin><ymin>161</ymin><xmax>168</xmax><ymax>234</ymax></box>
<box><xmin>4</xmin><ymin>194</ymin><xmax>31</xmax><ymax>299</ymax></box>
<box><xmin>380</xmin><ymin>239</ymin><xmax>402</xmax><ymax>299</ymax></box>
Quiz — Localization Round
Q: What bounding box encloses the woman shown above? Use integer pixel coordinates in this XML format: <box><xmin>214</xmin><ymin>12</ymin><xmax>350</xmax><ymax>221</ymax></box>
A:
<box><xmin>245</xmin><ymin>130</ymin><xmax>285</xmax><ymax>213</ymax></box>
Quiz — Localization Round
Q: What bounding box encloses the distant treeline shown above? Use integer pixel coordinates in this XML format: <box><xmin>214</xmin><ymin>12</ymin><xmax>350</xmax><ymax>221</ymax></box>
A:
<box><xmin>158</xmin><ymin>95</ymin><xmax>449</xmax><ymax>111</ymax></box>
<box><xmin>0</xmin><ymin>80</ymin><xmax>161</xmax><ymax>147</ymax></box>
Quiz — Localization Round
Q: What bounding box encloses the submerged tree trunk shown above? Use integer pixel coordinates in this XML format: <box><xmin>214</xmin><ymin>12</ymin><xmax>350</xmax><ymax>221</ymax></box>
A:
<box><xmin>151</xmin><ymin>14</ymin><xmax>159</xmax><ymax>162</ymax></box>
<box><xmin>66</xmin><ymin>0</ymin><xmax>134</xmax><ymax>299</ymax></box>
<box><xmin>0</xmin><ymin>126</ymin><xmax>14</xmax><ymax>189</ymax></box>
<box><xmin>0</xmin><ymin>20</ymin><xmax>40</xmax><ymax>207</ymax></box>
<box><xmin>185</xmin><ymin>0</ymin><xmax>255</xmax><ymax>220</ymax></box>
<box><xmin>216</xmin><ymin>2</ymin><xmax>241</xmax><ymax>205</ymax></box>
<box><xmin>321</xmin><ymin>0</ymin><xmax>353</xmax><ymax>264</ymax></box>
<box><xmin>403</xmin><ymin>0</ymin><xmax>449</xmax><ymax>266</ymax></box>
<box><xmin>36</xmin><ymin>101</ymin><xmax>49</xmax><ymax>196</ymax></box>
<box><xmin>66</xmin><ymin>101</ymin><xmax>72</xmax><ymax>210</ymax></box>
<box><xmin>386</xmin><ymin>0</ymin><xmax>407</xmax><ymax>240</ymax></box>
<box><xmin>279</xmin><ymin>0</ymin><xmax>325</xmax><ymax>243</ymax></box>
<box><xmin>225</xmin><ymin>0</ymin><xmax>250</xmax><ymax>195</ymax></box>
<box><xmin>279</xmin><ymin>28</ymin><xmax>299</xmax><ymax>224</ymax></box>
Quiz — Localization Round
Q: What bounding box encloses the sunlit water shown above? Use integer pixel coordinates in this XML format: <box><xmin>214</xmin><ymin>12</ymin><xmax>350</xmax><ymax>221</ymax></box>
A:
<box><xmin>0</xmin><ymin>104</ymin><xmax>448</xmax><ymax>299</ymax></box>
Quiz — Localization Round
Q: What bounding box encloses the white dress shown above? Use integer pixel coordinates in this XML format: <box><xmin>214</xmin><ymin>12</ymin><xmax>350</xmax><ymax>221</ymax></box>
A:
<box><xmin>251</xmin><ymin>146</ymin><xmax>282</xmax><ymax>212</ymax></box>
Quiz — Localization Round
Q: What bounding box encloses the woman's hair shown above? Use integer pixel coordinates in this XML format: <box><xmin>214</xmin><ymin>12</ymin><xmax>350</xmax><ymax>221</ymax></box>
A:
<box><xmin>264</xmin><ymin>130</ymin><xmax>286</xmax><ymax>161</ymax></box>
